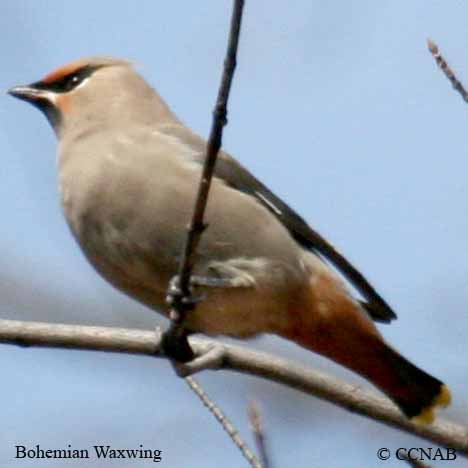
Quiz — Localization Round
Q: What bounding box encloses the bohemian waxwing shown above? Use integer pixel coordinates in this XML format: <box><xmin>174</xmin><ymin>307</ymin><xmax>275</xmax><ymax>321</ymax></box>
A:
<box><xmin>8</xmin><ymin>57</ymin><xmax>450</xmax><ymax>422</ymax></box>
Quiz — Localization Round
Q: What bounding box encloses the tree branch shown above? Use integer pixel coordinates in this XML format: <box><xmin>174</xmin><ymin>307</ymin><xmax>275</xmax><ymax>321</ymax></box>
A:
<box><xmin>427</xmin><ymin>38</ymin><xmax>468</xmax><ymax>102</ymax></box>
<box><xmin>401</xmin><ymin>453</ymin><xmax>431</xmax><ymax>468</ymax></box>
<box><xmin>0</xmin><ymin>318</ymin><xmax>466</xmax><ymax>456</ymax></box>
<box><xmin>186</xmin><ymin>376</ymin><xmax>262</xmax><ymax>468</ymax></box>
<box><xmin>248</xmin><ymin>401</ymin><xmax>271</xmax><ymax>468</ymax></box>
<box><xmin>167</xmin><ymin>0</ymin><xmax>245</xmax><ymax>327</ymax></box>
<box><xmin>161</xmin><ymin>4</ymin><xmax>251</xmax><ymax>462</ymax></box>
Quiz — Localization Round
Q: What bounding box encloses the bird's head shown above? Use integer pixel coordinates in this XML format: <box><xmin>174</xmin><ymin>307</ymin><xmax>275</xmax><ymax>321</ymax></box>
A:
<box><xmin>8</xmin><ymin>57</ymin><xmax>172</xmax><ymax>138</ymax></box>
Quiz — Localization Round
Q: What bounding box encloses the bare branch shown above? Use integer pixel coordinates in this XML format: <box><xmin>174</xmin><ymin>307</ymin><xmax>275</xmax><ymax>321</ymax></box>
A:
<box><xmin>163</xmin><ymin>5</ymin><xmax>249</xmax><ymax>461</ymax></box>
<box><xmin>0</xmin><ymin>318</ymin><xmax>466</xmax><ymax>456</ymax></box>
<box><xmin>400</xmin><ymin>452</ymin><xmax>431</xmax><ymax>468</ymax></box>
<box><xmin>427</xmin><ymin>38</ymin><xmax>468</xmax><ymax>102</ymax></box>
<box><xmin>248</xmin><ymin>402</ymin><xmax>270</xmax><ymax>468</ymax></box>
<box><xmin>167</xmin><ymin>0</ymin><xmax>245</xmax><ymax>326</ymax></box>
<box><xmin>186</xmin><ymin>376</ymin><xmax>262</xmax><ymax>468</ymax></box>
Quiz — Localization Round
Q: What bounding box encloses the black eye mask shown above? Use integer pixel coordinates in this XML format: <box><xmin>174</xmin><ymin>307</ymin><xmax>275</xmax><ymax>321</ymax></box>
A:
<box><xmin>32</xmin><ymin>65</ymin><xmax>100</xmax><ymax>93</ymax></box>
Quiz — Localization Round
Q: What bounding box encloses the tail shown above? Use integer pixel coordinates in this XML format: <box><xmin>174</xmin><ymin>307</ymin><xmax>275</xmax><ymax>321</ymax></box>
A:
<box><xmin>285</xmin><ymin>269</ymin><xmax>451</xmax><ymax>423</ymax></box>
<box><xmin>367</xmin><ymin>343</ymin><xmax>451</xmax><ymax>423</ymax></box>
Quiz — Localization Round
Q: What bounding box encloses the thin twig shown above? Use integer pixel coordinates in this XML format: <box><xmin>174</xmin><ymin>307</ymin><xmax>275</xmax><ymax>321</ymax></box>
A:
<box><xmin>427</xmin><ymin>38</ymin><xmax>468</xmax><ymax>102</ymax></box>
<box><xmin>185</xmin><ymin>376</ymin><xmax>262</xmax><ymax>468</ymax></box>
<box><xmin>248</xmin><ymin>401</ymin><xmax>271</xmax><ymax>468</ymax></box>
<box><xmin>168</xmin><ymin>0</ymin><xmax>245</xmax><ymax>325</ymax></box>
<box><xmin>400</xmin><ymin>452</ymin><xmax>431</xmax><ymax>468</ymax></box>
<box><xmin>0</xmin><ymin>318</ymin><xmax>466</xmax><ymax>456</ymax></box>
<box><xmin>163</xmin><ymin>3</ymin><xmax>249</xmax><ymax>463</ymax></box>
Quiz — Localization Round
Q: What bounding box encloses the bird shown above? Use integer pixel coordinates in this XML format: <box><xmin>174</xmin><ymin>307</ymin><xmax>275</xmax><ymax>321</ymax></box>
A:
<box><xmin>8</xmin><ymin>57</ymin><xmax>450</xmax><ymax>423</ymax></box>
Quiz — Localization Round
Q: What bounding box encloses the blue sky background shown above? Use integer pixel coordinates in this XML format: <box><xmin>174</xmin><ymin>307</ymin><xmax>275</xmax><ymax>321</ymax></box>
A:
<box><xmin>1</xmin><ymin>1</ymin><xmax>467</xmax><ymax>467</ymax></box>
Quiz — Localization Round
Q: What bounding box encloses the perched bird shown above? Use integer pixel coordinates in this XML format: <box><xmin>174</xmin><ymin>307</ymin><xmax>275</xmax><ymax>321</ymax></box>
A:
<box><xmin>9</xmin><ymin>57</ymin><xmax>450</xmax><ymax>423</ymax></box>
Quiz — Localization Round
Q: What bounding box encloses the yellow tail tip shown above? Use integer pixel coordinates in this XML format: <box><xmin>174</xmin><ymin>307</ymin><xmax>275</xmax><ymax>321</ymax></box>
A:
<box><xmin>411</xmin><ymin>385</ymin><xmax>452</xmax><ymax>425</ymax></box>
<box><xmin>435</xmin><ymin>384</ymin><xmax>452</xmax><ymax>408</ymax></box>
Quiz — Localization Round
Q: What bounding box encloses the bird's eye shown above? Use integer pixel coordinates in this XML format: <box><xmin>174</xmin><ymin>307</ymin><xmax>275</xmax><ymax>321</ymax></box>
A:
<box><xmin>62</xmin><ymin>73</ymin><xmax>83</xmax><ymax>92</ymax></box>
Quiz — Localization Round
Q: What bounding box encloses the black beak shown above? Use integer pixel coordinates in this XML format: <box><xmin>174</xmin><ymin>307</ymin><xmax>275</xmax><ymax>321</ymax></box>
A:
<box><xmin>8</xmin><ymin>84</ymin><xmax>49</xmax><ymax>103</ymax></box>
<box><xmin>8</xmin><ymin>83</ymin><xmax>61</xmax><ymax>132</ymax></box>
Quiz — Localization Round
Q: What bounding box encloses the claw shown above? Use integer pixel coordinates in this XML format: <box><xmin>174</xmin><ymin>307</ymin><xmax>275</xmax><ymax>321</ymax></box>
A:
<box><xmin>165</xmin><ymin>275</ymin><xmax>204</xmax><ymax>313</ymax></box>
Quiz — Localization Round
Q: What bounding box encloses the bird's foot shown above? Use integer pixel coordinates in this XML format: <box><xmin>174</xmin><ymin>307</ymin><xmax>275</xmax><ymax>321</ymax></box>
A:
<box><xmin>165</xmin><ymin>275</ymin><xmax>204</xmax><ymax>320</ymax></box>
<box><xmin>163</xmin><ymin>273</ymin><xmax>229</xmax><ymax>377</ymax></box>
